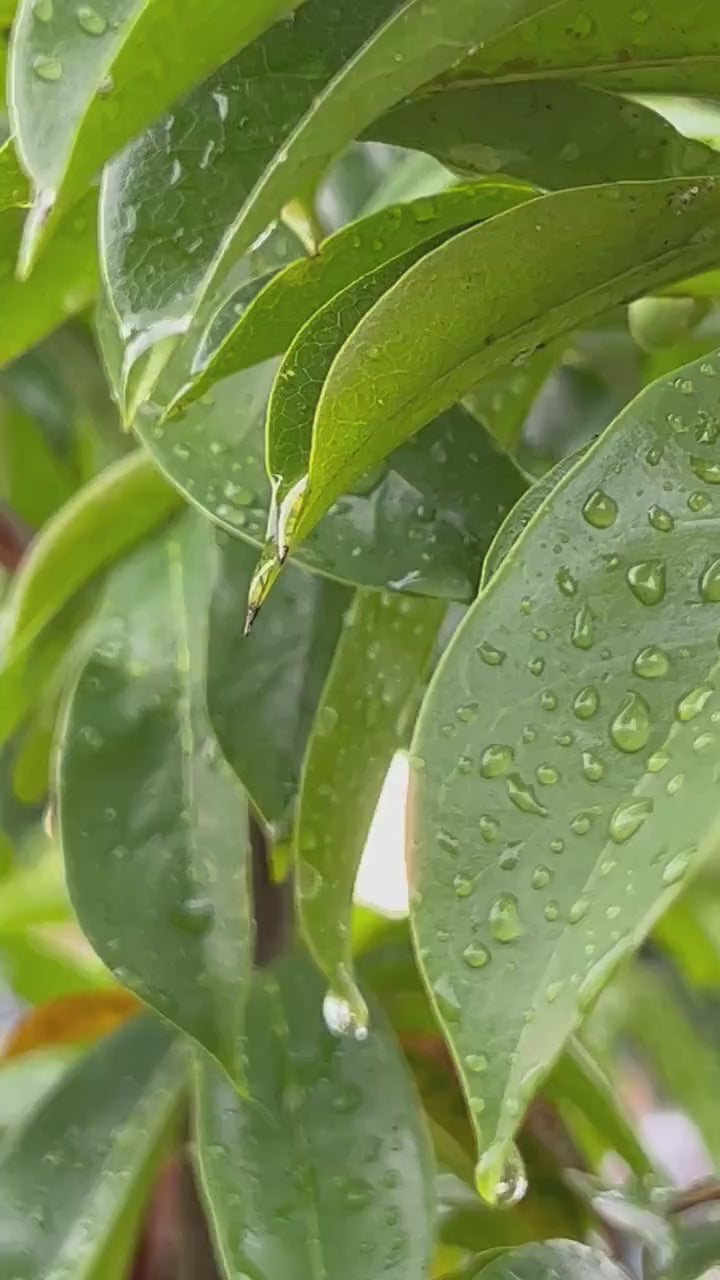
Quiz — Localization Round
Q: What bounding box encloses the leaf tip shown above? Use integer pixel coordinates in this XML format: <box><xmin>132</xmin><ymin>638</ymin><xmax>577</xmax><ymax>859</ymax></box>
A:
<box><xmin>17</xmin><ymin>187</ymin><xmax>56</xmax><ymax>279</ymax></box>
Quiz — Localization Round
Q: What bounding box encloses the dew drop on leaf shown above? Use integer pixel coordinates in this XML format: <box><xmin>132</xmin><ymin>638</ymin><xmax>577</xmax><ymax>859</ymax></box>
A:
<box><xmin>662</xmin><ymin>847</ymin><xmax>696</xmax><ymax>886</ymax></box>
<box><xmin>632</xmin><ymin>645</ymin><xmax>669</xmax><ymax>678</ymax></box>
<box><xmin>648</xmin><ymin>504</ymin><xmax>674</xmax><ymax>532</ymax></box>
<box><xmin>609</xmin><ymin>797</ymin><xmax>653</xmax><ymax>844</ymax></box>
<box><xmin>571</xmin><ymin>604</ymin><xmax>595</xmax><ymax>650</ymax></box>
<box><xmin>463</xmin><ymin>942</ymin><xmax>491</xmax><ymax>969</ymax></box>
<box><xmin>466</xmin><ymin>1053</ymin><xmax>488</xmax><ymax>1074</ymax></box>
<box><xmin>453</xmin><ymin>873</ymin><xmax>473</xmax><ymax>898</ymax></box>
<box><xmin>475</xmin><ymin>1142</ymin><xmax>528</xmax><ymax>1209</ymax></box>
<box><xmin>691</xmin><ymin>455</ymin><xmax>720</xmax><ymax>484</ymax></box>
<box><xmin>535</xmin><ymin>764</ymin><xmax>560</xmax><ymax>786</ymax></box>
<box><xmin>322</xmin><ymin>991</ymin><xmax>369</xmax><ymax>1041</ymax></box>
<box><xmin>582</xmin><ymin>750</ymin><xmax>605</xmax><ymax>781</ymax></box>
<box><xmin>626</xmin><ymin>560</ymin><xmax>666</xmax><ymax>605</ymax></box>
<box><xmin>489</xmin><ymin>893</ymin><xmax>523</xmax><ymax>942</ymax></box>
<box><xmin>76</xmin><ymin>5</ymin><xmax>107</xmax><ymax>34</ymax></box>
<box><xmin>506</xmin><ymin>774</ymin><xmax>548</xmax><ymax>817</ymax></box>
<box><xmin>675</xmin><ymin>683</ymin><xmax>714</xmax><ymax>721</ymax></box>
<box><xmin>610</xmin><ymin>692</ymin><xmax>651</xmax><ymax>752</ymax></box>
<box><xmin>480</xmin><ymin>744</ymin><xmax>514</xmax><ymax>778</ymax></box>
<box><xmin>582</xmin><ymin>489</ymin><xmax>618</xmax><ymax>528</ymax></box>
<box><xmin>32</xmin><ymin>54</ymin><xmax>63</xmax><ymax>80</ymax></box>
<box><xmin>477</xmin><ymin>641</ymin><xmax>506</xmax><ymax>666</ymax></box>
<box><xmin>700</xmin><ymin>558</ymin><xmax>720</xmax><ymax>602</ymax></box>
<box><xmin>573</xmin><ymin>685</ymin><xmax>599</xmax><ymax>719</ymax></box>
<box><xmin>531</xmin><ymin>865</ymin><xmax>552</xmax><ymax>889</ymax></box>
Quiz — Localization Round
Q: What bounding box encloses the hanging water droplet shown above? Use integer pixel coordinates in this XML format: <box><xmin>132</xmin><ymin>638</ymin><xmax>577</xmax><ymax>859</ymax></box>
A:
<box><xmin>610</xmin><ymin>692</ymin><xmax>651</xmax><ymax>753</ymax></box>
<box><xmin>466</xmin><ymin>1053</ymin><xmax>488</xmax><ymax>1073</ymax></box>
<box><xmin>477</xmin><ymin>641</ymin><xmax>506</xmax><ymax>666</ymax></box>
<box><xmin>531</xmin><ymin>865</ymin><xmax>552</xmax><ymax>889</ymax></box>
<box><xmin>480</xmin><ymin>744</ymin><xmax>514</xmax><ymax>778</ymax></box>
<box><xmin>76</xmin><ymin>4</ymin><xmax>107</xmax><ymax>34</ymax></box>
<box><xmin>463</xmin><ymin>942</ymin><xmax>491</xmax><ymax>969</ymax></box>
<box><xmin>700</xmin><ymin>558</ymin><xmax>720</xmax><ymax>602</ymax></box>
<box><xmin>609</xmin><ymin>797</ymin><xmax>654</xmax><ymax>844</ymax></box>
<box><xmin>556</xmin><ymin>567</ymin><xmax>578</xmax><ymax>596</ymax></box>
<box><xmin>453</xmin><ymin>873</ymin><xmax>473</xmax><ymax>898</ymax></box>
<box><xmin>33</xmin><ymin>54</ymin><xmax>63</xmax><ymax>80</ymax></box>
<box><xmin>437</xmin><ymin>829</ymin><xmax>460</xmax><ymax>855</ymax></box>
<box><xmin>506</xmin><ymin>774</ymin><xmax>549</xmax><ymax>817</ymax></box>
<box><xmin>626</xmin><ymin>560</ymin><xmax>666</xmax><ymax>605</ymax></box>
<box><xmin>676</xmin><ymin>683</ymin><xmax>714</xmax><ymax>721</ymax></box>
<box><xmin>648</xmin><ymin>504</ymin><xmax>674</xmax><ymax>532</ymax></box>
<box><xmin>573</xmin><ymin>685</ymin><xmax>599</xmax><ymax>719</ymax></box>
<box><xmin>633</xmin><ymin>645</ymin><xmax>669</xmax><ymax>678</ymax></box>
<box><xmin>571</xmin><ymin>604</ymin><xmax>595</xmax><ymax>650</ymax></box>
<box><xmin>323</xmin><ymin>990</ymin><xmax>369</xmax><ymax>1041</ymax></box>
<box><xmin>582</xmin><ymin>489</ymin><xmax>618</xmax><ymax>528</ymax></box>
<box><xmin>691</xmin><ymin>455</ymin><xmax>720</xmax><ymax>484</ymax></box>
<box><xmin>535</xmin><ymin>763</ymin><xmax>560</xmax><ymax>786</ymax></box>
<box><xmin>489</xmin><ymin>893</ymin><xmax>523</xmax><ymax>943</ymax></box>
<box><xmin>475</xmin><ymin>1143</ymin><xmax>528</xmax><ymax>1209</ymax></box>
<box><xmin>662</xmin><ymin>847</ymin><xmax>696</xmax><ymax>886</ymax></box>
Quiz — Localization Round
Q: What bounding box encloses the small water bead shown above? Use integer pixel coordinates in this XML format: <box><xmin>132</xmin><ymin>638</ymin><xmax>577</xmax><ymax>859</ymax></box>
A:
<box><xmin>33</xmin><ymin>0</ymin><xmax>53</xmax><ymax>17</ymax></box>
<box><xmin>700</xmin><ymin>558</ymin><xmax>720</xmax><ymax>602</ymax></box>
<box><xmin>76</xmin><ymin>5</ymin><xmax>107</xmax><ymax>34</ymax></box>
<box><xmin>626</xmin><ymin>560</ymin><xmax>666</xmax><ymax>606</ymax></box>
<box><xmin>437</xmin><ymin>829</ymin><xmax>459</xmax><ymax>855</ymax></box>
<box><xmin>478</xmin><ymin>641</ymin><xmax>506</xmax><ymax>665</ymax></box>
<box><xmin>647</xmin><ymin>749</ymin><xmax>669</xmax><ymax>773</ymax></box>
<box><xmin>470</xmin><ymin>1096</ymin><xmax>486</xmax><ymax>1115</ymax></box>
<box><xmin>582</xmin><ymin>488</ymin><xmax>618</xmax><ymax>529</ymax></box>
<box><xmin>571</xmin><ymin>604</ymin><xmax>595</xmax><ymax>651</ymax></box>
<box><xmin>609</xmin><ymin>797</ymin><xmax>653</xmax><ymax>844</ymax></box>
<box><xmin>453</xmin><ymin>873</ymin><xmax>473</xmax><ymax>898</ymax></box>
<box><xmin>646</xmin><ymin>445</ymin><xmax>663</xmax><ymax>466</ymax></box>
<box><xmin>665</xmin><ymin>771</ymin><xmax>685</xmax><ymax>797</ymax></box>
<box><xmin>610</xmin><ymin>692</ymin><xmax>651</xmax><ymax>753</ymax></box>
<box><xmin>573</xmin><ymin>685</ymin><xmax>599</xmax><ymax>719</ymax></box>
<box><xmin>531</xmin><ymin>865</ymin><xmax>552</xmax><ymax>889</ymax></box>
<box><xmin>606</xmin><ymin>905</ymin><xmax>622</xmax><ymax>921</ymax></box>
<box><xmin>498</xmin><ymin>844</ymin><xmax>521</xmax><ymax>871</ymax></box>
<box><xmin>633</xmin><ymin>645</ymin><xmax>669</xmax><ymax>679</ymax></box>
<box><xmin>550</xmin><ymin>838</ymin><xmax>565</xmax><ymax>854</ymax></box>
<box><xmin>546</xmin><ymin>981</ymin><xmax>564</xmax><ymax>1003</ymax></box>
<box><xmin>582</xmin><ymin>750</ymin><xmax>605</xmax><ymax>781</ymax></box>
<box><xmin>172</xmin><ymin>896</ymin><xmax>214</xmax><ymax>936</ymax></box>
<box><xmin>689</xmin><ymin>490</ymin><xmax>712</xmax><ymax>512</ymax></box>
<box><xmin>33</xmin><ymin>54</ymin><xmax>63</xmax><ymax>80</ymax></box>
<box><xmin>691</xmin><ymin>455</ymin><xmax>720</xmax><ymax>484</ymax></box>
<box><xmin>568</xmin><ymin>897</ymin><xmax>590</xmax><ymax>924</ymax></box>
<box><xmin>544</xmin><ymin>901</ymin><xmax>560</xmax><ymax>922</ymax></box>
<box><xmin>480</xmin><ymin>744</ymin><xmax>514</xmax><ymax>778</ymax></box>
<box><xmin>322</xmin><ymin>992</ymin><xmax>369</xmax><ymax>1041</ymax></box>
<box><xmin>466</xmin><ymin>1053</ymin><xmax>488</xmax><ymax>1073</ymax></box>
<box><xmin>479</xmin><ymin>815</ymin><xmax>499</xmax><ymax>842</ymax></box>
<box><xmin>457</xmin><ymin>701</ymin><xmax>480</xmax><ymax>722</ymax></box>
<box><xmin>532</xmin><ymin>627</ymin><xmax>550</xmax><ymax>641</ymax></box>
<box><xmin>457</xmin><ymin>754</ymin><xmax>474</xmax><ymax>775</ymax></box>
<box><xmin>676</xmin><ymin>683</ymin><xmax>714</xmax><ymax>721</ymax></box>
<box><xmin>648</xmin><ymin>504</ymin><xmax>675</xmax><ymax>532</ymax></box>
<box><xmin>528</xmin><ymin>656</ymin><xmax>545</xmax><ymax>676</ymax></box>
<box><xmin>554</xmin><ymin>731</ymin><xmax>574</xmax><ymax>747</ymax></box>
<box><xmin>476</xmin><ymin>1144</ymin><xmax>528</xmax><ymax>1209</ymax></box>
<box><xmin>489</xmin><ymin>893</ymin><xmax>524</xmax><ymax>943</ymax></box>
<box><xmin>571</xmin><ymin>813</ymin><xmax>592</xmax><ymax>836</ymax></box>
<box><xmin>536</xmin><ymin>763</ymin><xmax>560</xmax><ymax>785</ymax></box>
<box><xmin>507</xmin><ymin>774</ymin><xmax>549</xmax><ymax>817</ymax></box>
<box><xmin>556</xmin><ymin>567</ymin><xmax>578</xmax><ymax>596</ymax></box>
<box><xmin>662</xmin><ymin>847</ymin><xmax>696</xmax><ymax>886</ymax></box>
<box><xmin>694</xmin><ymin>732</ymin><xmax>714</xmax><ymax>752</ymax></box>
<box><xmin>522</xmin><ymin>725</ymin><xmax>537</xmax><ymax>744</ymax></box>
<box><xmin>540</xmin><ymin>690</ymin><xmax>558</xmax><ymax>711</ymax></box>
<box><xmin>463</xmin><ymin>942</ymin><xmax>491</xmax><ymax>969</ymax></box>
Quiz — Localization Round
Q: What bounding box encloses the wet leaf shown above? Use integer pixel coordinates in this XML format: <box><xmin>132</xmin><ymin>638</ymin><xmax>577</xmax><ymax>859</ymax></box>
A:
<box><xmin>0</xmin><ymin>1015</ymin><xmax>185</xmax><ymax>1280</ymax></box>
<box><xmin>179</xmin><ymin>180</ymin><xmax>534</xmax><ymax>409</ymax></box>
<box><xmin>0</xmin><ymin>397</ymin><xmax>76</xmax><ymax>528</ymax></box>
<box><xmin>297</xmin><ymin>591</ymin><xmax>443</xmax><ymax>1026</ymax></box>
<box><xmin>2</xmin><ymin>989</ymin><xmax>138</xmax><ymax>1060</ymax></box>
<box><xmin>473</xmin><ymin>1240</ymin><xmax>630</xmax><ymax>1280</ymax></box>
<box><xmin>194</xmin><ymin>955</ymin><xmax>434</xmax><ymax>1280</ymax></box>
<box><xmin>208</xmin><ymin>533</ymin><xmax>348</xmax><ymax>835</ymax></box>
<box><xmin>409</xmin><ymin>348</ymin><xmax>720</xmax><ymax>1199</ymax></box>
<box><xmin>58</xmin><ymin>518</ymin><xmax>253</xmax><ymax>1084</ymax></box>
<box><xmin>10</xmin><ymin>0</ymin><xmax>304</xmax><ymax>271</ymax></box>
<box><xmin>374</xmin><ymin>83</ymin><xmax>720</xmax><ymax>190</ymax></box>
<box><xmin>669</xmin><ymin>1222</ymin><xmax>720</xmax><ymax>1280</ymax></box>
<box><xmin>288</xmin><ymin>178</ymin><xmax>720</xmax><ymax>547</ymax></box>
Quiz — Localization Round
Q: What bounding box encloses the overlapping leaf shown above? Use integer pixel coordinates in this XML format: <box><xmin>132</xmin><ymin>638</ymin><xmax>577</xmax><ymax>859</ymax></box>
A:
<box><xmin>58</xmin><ymin>517</ymin><xmax>253</xmax><ymax>1084</ymax></box>
<box><xmin>409</xmin><ymin>348</ymin><xmax>720</xmax><ymax>1199</ymax></box>
<box><xmin>194</xmin><ymin>955</ymin><xmax>434</xmax><ymax>1280</ymax></box>
<box><xmin>475</xmin><ymin>1240</ymin><xmax>630</xmax><ymax>1280</ymax></box>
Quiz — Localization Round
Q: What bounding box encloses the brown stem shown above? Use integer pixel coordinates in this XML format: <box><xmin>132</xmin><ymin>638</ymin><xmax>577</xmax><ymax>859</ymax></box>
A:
<box><xmin>0</xmin><ymin>507</ymin><xmax>32</xmax><ymax>572</ymax></box>
<box><xmin>669</xmin><ymin>1178</ymin><xmax>720</xmax><ymax>1214</ymax></box>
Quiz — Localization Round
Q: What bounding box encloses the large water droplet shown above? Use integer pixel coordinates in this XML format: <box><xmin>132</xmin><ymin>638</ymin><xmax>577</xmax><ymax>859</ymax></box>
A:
<box><xmin>571</xmin><ymin>604</ymin><xmax>595</xmax><ymax>650</ymax></box>
<box><xmin>536</xmin><ymin>763</ymin><xmax>560</xmax><ymax>786</ymax></box>
<box><xmin>477</xmin><ymin>641</ymin><xmax>506</xmax><ymax>666</ymax></box>
<box><xmin>573</xmin><ymin>685</ymin><xmax>599</xmax><ymax>719</ymax></box>
<box><xmin>582</xmin><ymin>489</ymin><xmax>618</xmax><ymax>528</ymax></box>
<box><xmin>633</xmin><ymin>645</ymin><xmax>669</xmax><ymax>679</ymax></box>
<box><xmin>480</xmin><ymin>744</ymin><xmax>514</xmax><ymax>778</ymax></box>
<box><xmin>700</xmin><ymin>558</ymin><xmax>720</xmax><ymax>602</ymax></box>
<box><xmin>691</xmin><ymin>455</ymin><xmax>720</xmax><ymax>484</ymax></box>
<box><xmin>676</xmin><ymin>683</ymin><xmax>714</xmax><ymax>722</ymax></box>
<box><xmin>489</xmin><ymin>893</ymin><xmax>523</xmax><ymax>943</ymax></box>
<box><xmin>626</xmin><ymin>560</ymin><xmax>666</xmax><ymax>605</ymax></box>
<box><xmin>582</xmin><ymin>750</ymin><xmax>605</xmax><ymax>781</ymax></box>
<box><xmin>648</xmin><ymin>504</ymin><xmax>674</xmax><ymax>532</ymax></box>
<box><xmin>463</xmin><ymin>942</ymin><xmax>491</xmax><ymax>969</ymax></box>
<box><xmin>323</xmin><ymin>990</ymin><xmax>369</xmax><ymax>1041</ymax></box>
<box><xmin>609</xmin><ymin>797</ymin><xmax>654</xmax><ymax>844</ymax></box>
<box><xmin>610</xmin><ymin>692</ymin><xmax>651</xmax><ymax>752</ymax></box>
<box><xmin>475</xmin><ymin>1143</ymin><xmax>528</xmax><ymax>1208</ymax></box>
<box><xmin>506</xmin><ymin>774</ymin><xmax>548</xmax><ymax>817</ymax></box>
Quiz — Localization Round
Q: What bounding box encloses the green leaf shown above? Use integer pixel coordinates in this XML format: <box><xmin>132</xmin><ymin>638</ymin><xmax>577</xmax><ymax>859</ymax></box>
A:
<box><xmin>10</xmin><ymin>0</ymin><xmax>306</xmax><ymax>272</ymax></box>
<box><xmin>373</xmin><ymin>83</ymin><xmax>720</xmax><ymax>190</ymax></box>
<box><xmin>669</xmin><ymin>1222</ymin><xmax>720</xmax><ymax>1280</ymax></box>
<box><xmin>408</xmin><ymin>347</ymin><xmax>720</xmax><ymax>1200</ymax></box>
<box><xmin>0</xmin><ymin>928</ymin><xmax>109</xmax><ymax>1003</ymax></box>
<box><xmin>139</xmin><ymin>360</ymin><xmax>525</xmax><ymax>602</ymax></box>
<box><xmin>0</xmin><ymin>397</ymin><xmax>76</xmax><ymax>528</ymax></box>
<box><xmin>474</xmin><ymin>1240</ymin><xmax>629</xmax><ymax>1280</ymax></box>
<box><xmin>57</xmin><ymin>519</ymin><xmax>253</xmax><ymax>1084</ymax></box>
<box><xmin>0</xmin><ymin>1015</ymin><xmax>184</xmax><ymax>1279</ymax></box>
<box><xmin>288</xmin><ymin>178</ymin><xmax>720</xmax><ymax>547</ymax></box>
<box><xmin>208</xmin><ymin>533</ymin><xmax>349</xmax><ymax>835</ymax></box>
<box><xmin>194</xmin><ymin>955</ymin><xmax>434</xmax><ymax>1280</ymax></box>
<box><xmin>297</xmin><ymin>591</ymin><xmax>443</xmax><ymax>1027</ymax></box>
<box><xmin>179</xmin><ymin>180</ymin><xmax>534</xmax><ymax>409</ymax></box>
<box><xmin>480</xmin><ymin>453</ymin><xmax>582</xmax><ymax>590</ymax></box>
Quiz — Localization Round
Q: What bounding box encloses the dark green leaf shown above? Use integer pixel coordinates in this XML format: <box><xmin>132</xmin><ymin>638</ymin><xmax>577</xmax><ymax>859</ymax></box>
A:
<box><xmin>58</xmin><ymin>518</ymin><xmax>253</xmax><ymax>1084</ymax></box>
<box><xmin>194</xmin><ymin>955</ymin><xmax>434</xmax><ymax>1280</ymax></box>
<box><xmin>0</xmin><ymin>397</ymin><xmax>76</xmax><ymax>528</ymax></box>
<box><xmin>669</xmin><ymin>1222</ymin><xmax>720</xmax><ymax>1280</ymax></box>
<box><xmin>288</xmin><ymin>178</ymin><xmax>720</xmax><ymax>547</ymax></box>
<box><xmin>373</xmin><ymin>83</ymin><xmax>719</xmax><ymax>190</ymax></box>
<box><xmin>0</xmin><ymin>1015</ymin><xmax>184</xmax><ymax>1279</ymax></box>
<box><xmin>409</xmin><ymin>348</ymin><xmax>720</xmax><ymax>1199</ymax></box>
<box><xmin>474</xmin><ymin>1240</ymin><xmax>629</xmax><ymax>1280</ymax></box>
<box><xmin>297</xmin><ymin>591</ymin><xmax>443</xmax><ymax>1028</ymax></box>
<box><xmin>10</xmin><ymin>0</ymin><xmax>305</xmax><ymax>271</ymax></box>
<box><xmin>208</xmin><ymin>533</ymin><xmax>348</xmax><ymax>835</ymax></box>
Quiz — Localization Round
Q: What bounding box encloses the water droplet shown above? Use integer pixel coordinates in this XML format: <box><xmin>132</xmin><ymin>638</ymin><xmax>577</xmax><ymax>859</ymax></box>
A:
<box><xmin>626</xmin><ymin>560</ymin><xmax>666</xmax><ymax>606</ymax></box>
<box><xmin>689</xmin><ymin>490</ymin><xmax>712</xmax><ymax>512</ymax></box>
<box><xmin>648</xmin><ymin>504</ymin><xmax>674</xmax><ymax>532</ymax></box>
<box><xmin>666</xmin><ymin>773</ymin><xmax>685</xmax><ymax>796</ymax></box>
<box><xmin>540</xmin><ymin>690</ymin><xmax>558</xmax><ymax>711</ymax></box>
<box><xmin>437</xmin><ymin>829</ymin><xmax>459</xmax><ymax>855</ymax></box>
<box><xmin>532</xmin><ymin>627</ymin><xmax>550</xmax><ymax>641</ymax></box>
<box><xmin>498</xmin><ymin>844</ymin><xmax>521</xmax><ymax>871</ymax></box>
<box><xmin>544</xmin><ymin>900</ymin><xmax>560</xmax><ymax>921</ymax></box>
<box><xmin>569</xmin><ymin>897</ymin><xmax>589</xmax><ymax>924</ymax></box>
<box><xmin>610</xmin><ymin>692</ymin><xmax>651</xmax><ymax>753</ymax></box>
<box><xmin>647</xmin><ymin>749</ymin><xmax>669</xmax><ymax>772</ymax></box>
<box><xmin>528</xmin><ymin>656</ymin><xmax>545</xmax><ymax>676</ymax></box>
<box><xmin>470</xmin><ymin>1096</ymin><xmax>486</xmax><ymax>1115</ymax></box>
<box><xmin>478</xmin><ymin>641</ymin><xmax>506</xmax><ymax>665</ymax></box>
<box><xmin>172</xmin><ymin>895</ymin><xmax>214</xmax><ymax>936</ymax></box>
<box><xmin>694</xmin><ymin>732</ymin><xmax>714</xmax><ymax>751</ymax></box>
<box><xmin>332</xmin><ymin>1084</ymin><xmax>363</xmax><ymax>1114</ymax></box>
<box><xmin>536</xmin><ymin>764</ymin><xmax>560</xmax><ymax>786</ymax></box>
<box><xmin>457</xmin><ymin>701</ymin><xmax>479</xmax><ymax>722</ymax></box>
<box><xmin>532</xmin><ymin>865</ymin><xmax>552</xmax><ymax>889</ymax></box>
<box><xmin>522</xmin><ymin>725</ymin><xmax>537</xmax><ymax>743</ymax></box>
<box><xmin>546</xmin><ymin>981</ymin><xmax>564</xmax><ymax>1003</ymax></box>
<box><xmin>457</xmin><ymin>754</ymin><xmax>474</xmax><ymax>776</ymax></box>
<box><xmin>480</xmin><ymin>744</ymin><xmax>514</xmax><ymax>778</ymax></box>
<box><xmin>489</xmin><ymin>893</ymin><xmax>523</xmax><ymax>943</ymax></box>
<box><xmin>432</xmin><ymin>974</ymin><xmax>461</xmax><ymax>1022</ymax></box>
<box><xmin>633</xmin><ymin>645</ymin><xmax>669</xmax><ymax>678</ymax></box>
<box><xmin>76</xmin><ymin>4</ymin><xmax>107</xmax><ymax>34</ymax></box>
<box><xmin>550</xmin><ymin>838</ymin><xmax>565</xmax><ymax>854</ymax></box>
<box><xmin>554</xmin><ymin>731</ymin><xmax>574</xmax><ymax>747</ymax></box>
<box><xmin>582</xmin><ymin>750</ymin><xmax>605</xmax><ymax>781</ymax></box>
<box><xmin>571</xmin><ymin>813</ymin><xmax>592</xmax><ymax>836</ymax></box>
<box><xmin>691</xmin><ymin>455</ymin><xmax>720</xmax><ymax>484</ymax></box>
<box><xmin>323</xmin><ymin>991</ymin><xmax>369</xmax><ymax>1041</ymax></box>
<box><xmin>475</xmin><ymin>1143</ymin><xmax>528</xmax><ymax>1209</ymax></box>
<box><xmin>700</xmin><ymin>558</ymin><xmax>720</xmax><ymax>602</ymax></box>
<box><xmin>676</xmin><ymin>683</ymin><xmax>714</xmax><ymax>721</ymax></box>
<box><xmin>463</xmin><ymin>942</ymin><xmax>491</xmax><ymax>969</ymax></box>
<box><xmin>662</xmin><ymin>847</ymin><xmax>696</xmax><ymax>886</ymax></box>
<box><xmin>33</xmin><ymin>54</ymin><xmax>63</xmax><ymax>80</ymax></box>
<box><xmin>506</xmin><ymin>775</ymin><xmax>548</xmax><ymax>817</ymax></box>
<box><xmin>573</xmin><ymin>685</ymin><xmax>599</xmax><ymax>719</ymax></box>
<box><xmin>582</xmin><ymin>489</ymin><xmax>618</xmax><ymax>528</ymax></box>
<box><xmin>571</xmin><ymin>604</ymin><xmax>595</xmax><ymax>650</ymax></box>
<box><xmin>316</xmin><ymin>705</ymin><xmax>338</xmax><ymax>736</ymax></box>
<box><xmin>609</xmin><ymin>797</ymin><xmax>653</xmax><ymax>844</ymax></box>
<box><xmin>33</xmin><ymin>0</ymin><xmax>53</xmax><ymax>19</ymax></box>
<box><xmin>646</xmin><ymin>445</ymin><xmax>663</xmax><ymax>466</ymax></box>
<box><xmin>569</xmin><ymin>12</ymin><xmax>595</xmax><ymax>35</ymax></box>
<box><xmin>556</xmin><ymin>567</ymin><xmax>578</xmax><ymax>596</ymax></box>
<box><xmin>466</xmin><ymin>1053</ymin><xmax>488</xmax><ymax>1073</ymax></box>
<box><xmin>453</xmin><ymin>873</ymin><xmax>473</xmax><ymax>898</ymax></box>
<box><xmin>606</xmin><ymin>905</ymin><xmax>621</xmax><ymax>921</ymax></box>
<box><xmin>479</xmin><ymin>815</ymin><xmax>499</xmax><ymax>842</ymax></box>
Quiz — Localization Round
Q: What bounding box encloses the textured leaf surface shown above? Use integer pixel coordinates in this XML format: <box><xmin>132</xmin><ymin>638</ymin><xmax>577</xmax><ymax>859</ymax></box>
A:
<box><xmin>291</xmin><ymin>178</ymin><xmax>720</xmax><ymax>546</ymax></box>
<box><xmin>374</xmin><ymin>83</ymin><xmax>720</xmax><ymax>190</ymax></box>
<box><xmin>181</xmin><ymin>180</ymin><xmax>534</xmax><ymax>408</ymax></box>
<box><xmin>10</xmin><ymin>0</ymin><xmax>303</xmax><ymax>270</ymax></box>
<box><xmin>0</xmin><ymin>1015</ymin><xmax>184</xmax><ymax>1280</ymax></box>
<box><xmin>208</xmin><ymin>533</ymin><xmax>348</xmax><ymax>835</ymax></box>
<box><xmin>476</xmin><ymin>1240</ymin><xmax>630</xmax><ymax>1280</ymax></box>
<box><xmin>409</xmin><ymin>349</ymin><xmax>720</xmax><ymax>1195</ymax></box>
<box><xmin>58</xmin><ymin>519</ymin><xmax>253</xmax><ymax>1083</ymax></box>
<box><xmin>194</xmin><ymin>956</ymin><xmax>434</xmax><ymax>1280</ymax></box>
<box><xmin>297</xmin><ymin>591</ymin><xmax>443</xmax><ymax>1023</ymax></box>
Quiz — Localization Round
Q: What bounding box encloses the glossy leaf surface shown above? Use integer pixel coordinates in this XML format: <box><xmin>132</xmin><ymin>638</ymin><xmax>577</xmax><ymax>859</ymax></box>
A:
<box><xmin>297</xmin><ymin>591</ymin><xmax>443</xmax><ymax>1023</ymax></box>
<box><xmin>409</xmin><ymin>349</ymin><xmax>720</xmax><ymax>1196</ymax></box>
<box><xmin>476</xmin><ymin>1240</ymin><xmax>630</xmax><ymax>1280</ymax></box>
<box><xmin>194</xmin><ymin>956</ymin><xmax>434</xmax><ymax>1280</ymax></box>
<box><xmin>0</xmin><ymin>1015</ymin><xmax>184</xmax><ymax>1279</ymax></box>
<box><xmin>58</xmin><ymin>519</ymin><xmax>253</xmax><ymax>1083</ymax></box>
<box><xmin>290</xmin><ymin>178</ymin><xmax>720</xmax><ymax>547</ymax></box>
